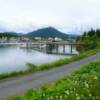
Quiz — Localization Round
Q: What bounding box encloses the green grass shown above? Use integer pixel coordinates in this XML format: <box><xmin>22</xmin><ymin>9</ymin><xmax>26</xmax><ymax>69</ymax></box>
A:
<box><xmin>0</xmin><ymin>48</ymin><xmax>100</xmax><ymax>80</ymax></box>
<box><xmin>9</xmin><ymin>60</ymin><xmax>100</xmax><ymax>100</ymax></box>
<box><xmin>26</xmin><ymin>63</ymin><xmax>37</xmax><ymax>71</ymax></box>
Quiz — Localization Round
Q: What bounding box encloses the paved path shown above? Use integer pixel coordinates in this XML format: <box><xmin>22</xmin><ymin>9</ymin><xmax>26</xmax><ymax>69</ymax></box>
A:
<box><xmin>0</xmin><ymin>52</ymin><xmax>100</xmax><ymax>100</ymax></box>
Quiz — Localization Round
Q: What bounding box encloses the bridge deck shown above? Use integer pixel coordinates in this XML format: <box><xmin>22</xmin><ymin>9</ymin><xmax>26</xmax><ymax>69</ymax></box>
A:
<box><xmin>32</xmin><ymin>41</ymin><xmax>82</xmax><ymax>45</ymax></box>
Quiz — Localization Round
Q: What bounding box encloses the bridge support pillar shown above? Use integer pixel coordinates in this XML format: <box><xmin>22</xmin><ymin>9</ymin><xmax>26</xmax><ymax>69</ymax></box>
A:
<box><xmin>45</xmin><ymin>44</ymin><xmax>49</xmax><ymax>53</ymax></box>
<box><xmin>70</xmin><ymin>44</ymin><xmax>73</xmax><ymax>54</ymax></box>
<box><xmin>56</xmin><ymin>44</ymin><xmax>59</xmax><ymax>53</ymax></box>
<box><xmin>63</xmin><ymin>45</ymin><xmax>65</xmax><ymax>54</ymax></box>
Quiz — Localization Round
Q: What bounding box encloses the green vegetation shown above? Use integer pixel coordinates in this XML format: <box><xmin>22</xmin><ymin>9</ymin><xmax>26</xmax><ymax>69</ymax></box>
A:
<box><xmin>76</xmin><ymin>28</ymin><xmax>100</xmax><ymax>52</ymax></box>
<box><xmin>26</xmin><ymin>63</ymin><xmax>37</xmax><ymax>71</ymax></box>
<box><xmin>0</xmin><ymin>33</ymin><xmax>17</xmax><ymax>38</ymax></box>
<box><xmin>9</xmin><ymin>60</ymin><xmax>100</xmax><ymax>100</ymax></box>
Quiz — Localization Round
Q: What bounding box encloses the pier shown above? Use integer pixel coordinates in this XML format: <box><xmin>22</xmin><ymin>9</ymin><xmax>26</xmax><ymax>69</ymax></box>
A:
<box><xmin>28</xmin><ymin>41</ymin><xmax>82</xmax><ymax>55</ymax></box>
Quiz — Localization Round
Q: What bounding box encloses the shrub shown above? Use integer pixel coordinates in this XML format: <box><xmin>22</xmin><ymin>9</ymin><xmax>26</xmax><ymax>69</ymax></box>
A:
<box><xmin>26</xmin><ymin>63</ymin><xmax>37</xmax><ymax>71</ymax></box>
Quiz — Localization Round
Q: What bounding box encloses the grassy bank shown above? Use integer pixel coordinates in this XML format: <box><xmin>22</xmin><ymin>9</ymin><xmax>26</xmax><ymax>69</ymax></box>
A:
<box><xmin>0</xmin><ymin>48</ymin><xmax>100</xmax><ymax>80</ymax></box>
<box><xmin>9</xmin><ymin>60</ymin><xmax>100</xmax><ymax>100</ymax></box>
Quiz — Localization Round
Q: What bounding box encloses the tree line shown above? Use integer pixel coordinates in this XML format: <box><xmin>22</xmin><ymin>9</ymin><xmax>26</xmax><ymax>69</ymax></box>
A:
<box><xmin>76</xmin><ymin>28</ymin><xmax>100</xmax><ymax>52</ymax></box>
<box><xmin>0</xmin><ymin>33</ymin><xmax>17</xmax><ymax>38</ymax></box>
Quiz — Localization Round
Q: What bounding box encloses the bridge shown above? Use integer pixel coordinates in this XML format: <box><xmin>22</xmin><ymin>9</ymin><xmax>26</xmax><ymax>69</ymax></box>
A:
<box><xmin>27</xmin><ymin>41</ymin><xmax>82</xmax><ymax>55</ymax></box>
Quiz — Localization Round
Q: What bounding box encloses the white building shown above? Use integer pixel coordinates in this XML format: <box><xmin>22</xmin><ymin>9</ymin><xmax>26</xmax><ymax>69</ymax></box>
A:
<box><xmin>55</xmin><ymin>37</ymin><xmax>63</xmax><ymax>41</ymax></box>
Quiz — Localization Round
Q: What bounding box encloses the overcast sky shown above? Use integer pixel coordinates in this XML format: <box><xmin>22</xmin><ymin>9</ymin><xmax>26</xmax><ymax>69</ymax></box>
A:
<box><xmin>0</xmin><ymin>0</ymin><xmax>100</xmax><ymax>34</ymax></box>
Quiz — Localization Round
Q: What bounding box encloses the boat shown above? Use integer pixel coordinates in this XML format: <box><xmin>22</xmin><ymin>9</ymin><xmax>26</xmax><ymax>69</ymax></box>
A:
<box><xmin>19</xmin><ymin>44</ymin><xmax>28</xmax><ymax>48</ymax></box>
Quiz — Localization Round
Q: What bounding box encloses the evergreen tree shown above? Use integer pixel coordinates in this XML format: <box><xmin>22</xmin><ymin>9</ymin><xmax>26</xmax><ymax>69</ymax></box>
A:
<box><xmin>87</xmin><ymin>28</ymin><xmax>95</xmax><ymax>37</ymax></box>
<box><xmin>96</xmin><ymin>29</ymin><xmax>100</xmax><ymax>38</ymax></box>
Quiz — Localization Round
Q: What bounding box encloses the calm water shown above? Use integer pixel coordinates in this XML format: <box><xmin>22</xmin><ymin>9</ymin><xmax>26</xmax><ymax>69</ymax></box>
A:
<box><xmin>0</xmin><ymin>45</ymin><xmax>78</xmax><ymax>73</ymax></box>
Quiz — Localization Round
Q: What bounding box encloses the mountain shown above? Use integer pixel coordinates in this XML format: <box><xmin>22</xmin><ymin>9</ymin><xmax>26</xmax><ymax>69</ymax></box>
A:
<box><xmin>0</xmin><ymin>27</ymin><xmax>79</xmax><ymax>40</ymax></box>
<box><xmin>26</xmin><ymin>27</ymin><xmax>69</xmax><ymax>40</ymax></box>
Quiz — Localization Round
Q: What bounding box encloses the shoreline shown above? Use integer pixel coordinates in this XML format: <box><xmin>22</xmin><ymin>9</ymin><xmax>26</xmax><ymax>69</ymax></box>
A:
<box><xmin>0</xmin><ymin>48</ymin><xmax>99</xmax><ymax>80</ymax></box>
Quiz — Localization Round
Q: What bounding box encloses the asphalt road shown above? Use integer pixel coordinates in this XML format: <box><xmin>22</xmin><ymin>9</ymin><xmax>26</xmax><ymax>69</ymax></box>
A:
<box><xmin>0</xmin><ymin>52</ymin><xmax>100</xmax><ymax>100</ymax></box>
